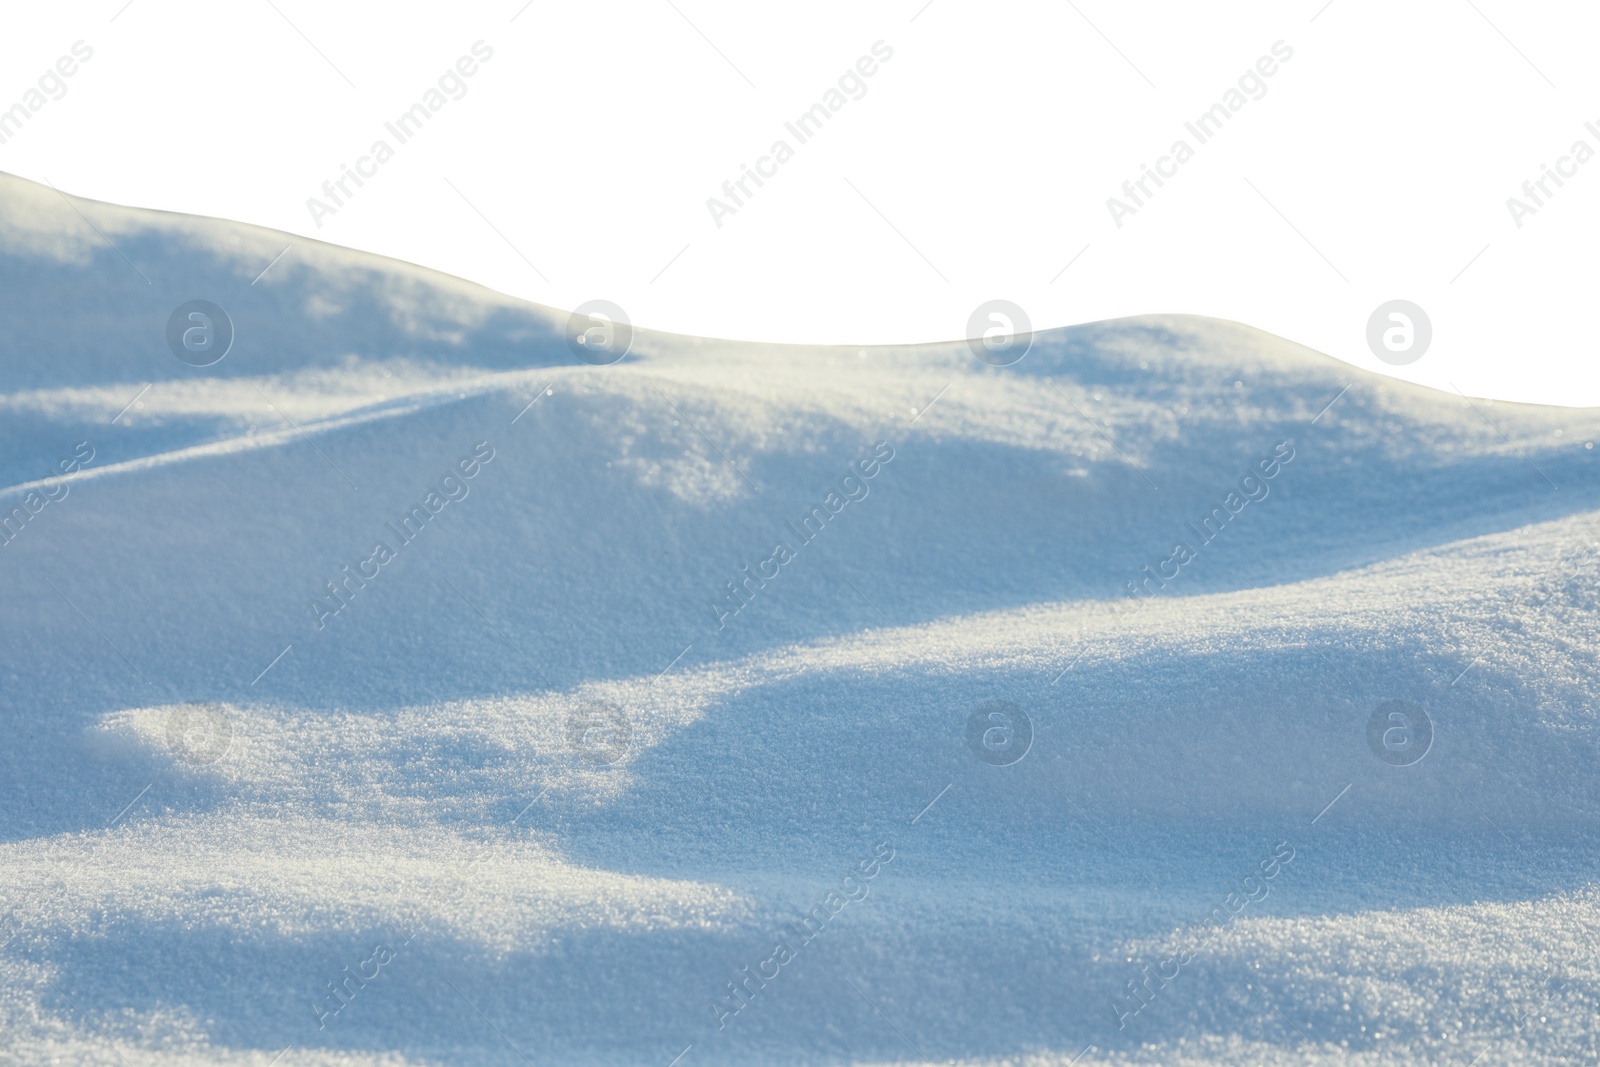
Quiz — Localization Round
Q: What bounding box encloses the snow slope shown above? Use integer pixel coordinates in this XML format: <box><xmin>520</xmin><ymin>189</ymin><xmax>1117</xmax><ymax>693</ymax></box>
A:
<box><xmin>2</xmin><ymin>171</ymin><xmax>1599</xmax><ymax>1065</ymax></box>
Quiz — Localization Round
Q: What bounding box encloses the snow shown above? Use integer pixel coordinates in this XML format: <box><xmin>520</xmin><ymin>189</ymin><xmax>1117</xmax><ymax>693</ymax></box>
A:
<box><xmin>2</xmin><ymin>170</ymin><xmax>1599</xmax><ymax>1065</ymax></box>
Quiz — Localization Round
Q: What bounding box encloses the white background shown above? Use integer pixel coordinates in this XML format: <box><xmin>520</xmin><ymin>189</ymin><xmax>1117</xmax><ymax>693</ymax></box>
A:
<box><xmin>2</xmin><ymin>0</ymin><xmax>1596</xmax><ymax>405</ymax></box>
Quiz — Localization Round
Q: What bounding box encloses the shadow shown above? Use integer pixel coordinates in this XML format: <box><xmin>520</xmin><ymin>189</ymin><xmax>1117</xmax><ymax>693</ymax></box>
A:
<box><xmin>24</xmin><ymin>823</ymin><xmax>1599</xmax><ymax>1065</ymax></box>
<box><xmin>4</xmin><ymin>172</ymin><xmax>1600</xmax><ymax>1064</ymax></box>
<box><xmin>0</xmin><ymin>376</ymin><xmax>1596</xmax><ymax>843</ymax></box>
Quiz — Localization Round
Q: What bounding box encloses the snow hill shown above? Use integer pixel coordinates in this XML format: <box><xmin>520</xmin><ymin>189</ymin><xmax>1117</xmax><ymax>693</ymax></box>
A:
<box><xmin>2</xmin><ymin>170</ymin><xmax>1599</xmax><ymax>1066</ymax></box>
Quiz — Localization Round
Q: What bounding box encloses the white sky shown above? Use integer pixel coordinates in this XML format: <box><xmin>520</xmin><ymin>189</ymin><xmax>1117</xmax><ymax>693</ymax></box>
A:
<box><xmin>3</xmin><ymin>0</ymin><xmax>1596</xmax><ymax>405</ymax></box>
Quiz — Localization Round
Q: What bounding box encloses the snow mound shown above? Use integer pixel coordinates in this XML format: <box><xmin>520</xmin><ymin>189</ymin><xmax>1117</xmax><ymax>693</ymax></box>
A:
<box><xmin>2</xmin><ymin>172</ymin><xmax>1599</xmax><ymax>1065</ymax></box>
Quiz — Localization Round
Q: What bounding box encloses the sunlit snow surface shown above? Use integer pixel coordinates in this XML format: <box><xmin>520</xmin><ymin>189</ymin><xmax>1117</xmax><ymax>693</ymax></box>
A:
<box><xmin>2</xmin><ymin>172</ymin><xmax>1600</xmax><ymax>1065</ymax></box>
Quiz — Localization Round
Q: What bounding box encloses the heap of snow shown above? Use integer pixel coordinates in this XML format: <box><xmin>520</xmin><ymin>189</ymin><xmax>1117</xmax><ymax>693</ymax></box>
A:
<box><xmin>1</xmin><ymin>172</ymin><xmax>1598</xmax><ymax>1065</ymax></box>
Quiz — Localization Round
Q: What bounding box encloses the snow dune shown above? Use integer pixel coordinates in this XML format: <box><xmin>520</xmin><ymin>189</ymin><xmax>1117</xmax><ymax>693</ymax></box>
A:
<box><xmin>2</xmin><ymin>172</ymin><xmax>1599</xmax><ymax>1065</ymax></box>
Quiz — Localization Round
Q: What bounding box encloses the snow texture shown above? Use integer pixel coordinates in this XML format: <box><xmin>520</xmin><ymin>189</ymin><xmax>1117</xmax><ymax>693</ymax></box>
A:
<box><xmin>2</xmin><ymin>172</ymin><xmax>1599</xmax><ymax>1065</ymax></box>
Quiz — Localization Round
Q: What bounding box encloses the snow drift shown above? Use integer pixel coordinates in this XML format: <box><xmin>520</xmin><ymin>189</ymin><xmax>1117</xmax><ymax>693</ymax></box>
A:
<box><xmin>1</xmin><ymin>172</ymin><xmax>1599</xmax><ymax>1065</ymax></box>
